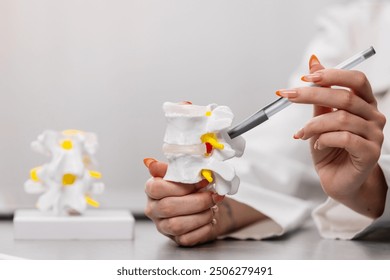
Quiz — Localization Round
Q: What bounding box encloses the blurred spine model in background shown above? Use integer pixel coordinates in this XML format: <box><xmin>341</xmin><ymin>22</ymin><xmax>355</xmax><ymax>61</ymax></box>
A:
<box><xmin>162</xmin><ymin>102</ymin><xmax>245</xmax><ymax>196</ymax></box>
<box><xmin>24</xmin><ymin>130</ymin><xmax>104</xmax><ymax>215</ymax></box>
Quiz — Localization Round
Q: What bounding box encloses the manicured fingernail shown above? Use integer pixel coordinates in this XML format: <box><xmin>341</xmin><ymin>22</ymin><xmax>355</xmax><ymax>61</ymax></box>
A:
<box><xmin>301</xmin><ymin>73</ymin><xmax>322</xmax><ymax>82</ymax></box>
<box><xmin>275</xmin><ymin>89</ymin><xmax>298</xmax><ymax>98</ymax></box>
<box><xmin>212</xmin><ymin>194</ymin><xmax>225</xmax><ymax>204</ymax></box>
<box><xmin>293</xmin><ymin>128</ymin><xmax>304</xmax><ymax>139</ymax></box>
<box><xmin>143</xmin><ymin>158</ymin><xmax>157</xmax><ymax>168</ymax></box>
<box><xmin>211</xmin><ymin>218</ymin><xmax>217</xmax><ymax>225</ymax></box>
<box><xmin>211</xmin><ymin>205</ymin><xmax>219</xmax><ymax>213</ymax></box>
<box><xmin>309</xmin><ymin>54</ymin><xmax>321</xmax><ymax>68</ymax></box>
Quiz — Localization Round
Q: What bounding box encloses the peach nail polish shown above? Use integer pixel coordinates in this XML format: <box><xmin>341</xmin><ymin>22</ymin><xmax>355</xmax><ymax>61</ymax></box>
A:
<box><xmin>309</xmin><ymin>54</ymin><xmax>321</xmax><ymax>68</ymax></box>
<box><xmin>275</xmin><ymin>89</ymin><xmax>298</xmax><ymax>98</ymax></box>
<box><xmin>293</xmin><ymin>128</ymin><xmax>304</xmax><ymax>139</ymax></box>
<box><xmin>301</xmin><ymin>73</ymin><xmax>322</xmax><ymax>82</ymax></box>
<box><xmin>143</xmin><ymin>158</ymin><xmax>157</xmax><ymax>168</ymax></box>
<box><xmin>212</xmin><ymin>194</ymin><xmax>225</xmax><ymax>204</ymax></box>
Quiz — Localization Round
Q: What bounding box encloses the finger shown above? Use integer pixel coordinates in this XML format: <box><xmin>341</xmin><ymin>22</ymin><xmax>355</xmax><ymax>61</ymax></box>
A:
<box><xmin>145</xmin><ymin>177</ymin><xmax>205</xmax><ymax>199</ymax></box>
<box><xmin>303</xmin><ymin>69</ymin><xmax>376</xmax><ymax>105</ymax></box>
<box><xmin>143</xmin><ymin>158</ymin><xmax>167</xmax><ymax>177</ymax></box>
<box><xmin>308</xmin><ymin>54</ymin><xmax>332</xmax><ymax>116</ymax></box>
<box><xmin>294</xmin><ymin>110</ymin><xmax>381</xmax><ymax>141</ymax></box>
<box><xmin>174</xmin><ymin>223</ymin><xmax>216</xmax><ymax>247</ymax></box>
<box><xmin>157</xmin><ymin>209</ymin><xmax>214</xmax><ymax>236</ymax></box>
<box><xmin>314</xmin><ymin>131</ymin><xmax>381</xmax><ymax>166</ymax></box>
<box><xmin>147</xmin><ymin>216</ymin><xmax>177</xmax><ymax>242</ymax></box>
<box><xmin>150</xmin><ymin>191</ymin><xmax>214</xmax><ymax>218</ymax></box>
<box><xmin>302</xmin><ymin>54</ymin><xmax>331</xmax><ymax>117</ymax></box>
<box><xmin>279</xmin><ymin>87</ymin><xmax>377</xmax><ymax>121</ymax></box>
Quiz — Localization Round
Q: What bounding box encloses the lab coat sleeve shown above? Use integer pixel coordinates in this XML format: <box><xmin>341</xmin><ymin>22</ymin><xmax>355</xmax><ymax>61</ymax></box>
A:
<box><xmin>219</xmin><ymin>180</ymin><xmax>313</xmax><ymax>240</ymax></box>
<box><xmin>312</xmin><ymin>155</ymin><xmax>390</xmax><ymax>240</ymax></box>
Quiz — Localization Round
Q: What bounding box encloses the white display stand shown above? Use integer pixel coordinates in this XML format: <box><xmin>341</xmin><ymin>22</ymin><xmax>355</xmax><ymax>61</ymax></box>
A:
<box><xmin>13</xmin><ymin>209</ymin><xmax>135</xmax><ymax>240</ymax></box>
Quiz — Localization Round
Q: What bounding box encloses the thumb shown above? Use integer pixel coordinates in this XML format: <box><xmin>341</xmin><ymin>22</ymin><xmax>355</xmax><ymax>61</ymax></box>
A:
<box><xmin>143</xmin><ymin>158</ymin><xmax>168</xmax><ymax>178</ymax></box>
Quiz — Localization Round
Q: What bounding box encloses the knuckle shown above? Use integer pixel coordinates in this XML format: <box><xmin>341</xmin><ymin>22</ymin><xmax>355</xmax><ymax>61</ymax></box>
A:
<box><xmin>340</xmin><ymin>131</ymin><xmax>352</xmax><ymax>146</ymax></box>
<box><xmin>379</xmin><ymin>131</ymin><xmax>385</xmax><ymax>145</ymax></box>
<box><xmin>370</xmin><ymin>127</ymin><xmax>385</xmax><ymax>146</ymax></box>
<box><xmin>147</xmin><ymin>184</ymin><xmax>159</xmax><ymax>199</ymax></box>
<box><xmin>382</xmin><ymin>113</ymin><xmax>387</xmax><ymax>126</ymax></box>
<box><xmin>166</xmin><ymin>217</ymin><xmax>182</xmax><ymax>235</ymax></box>
<box><xmin>376</xmin><ymin>111</ymin><xmax>387</xmax><ymax>128</ymax></box>
<box><xmin>337</xmin><ymin>110</ymin><xmax>350</xmax><ymax>126</ymax></box>
<box><xmin>155</xmin><ymin>222</ymin><xmax>166</xmax><ymax>235</ymax></box>
<box><xmin>340</xmin><ymin>90</ymin><xmax>355</xmax><ymax>108</ymax></box>
<box><xmin>157</xmin><ymin>198</ymin><xmax>174</xmax><ymax>217</ymax></box>
<box><xmin>176</xmin><ymin>235</ymin><xmax>194</xmax><ymax>247</ymax></box>
<box><xmin>353</xmin><ymin>71</ymin><xmax>368</xmax><ymax>88</ymax></box>
<box><xmin>145</xmin><ymin>178</ymin><xmax>163</xmax><ymax>199</ymax></box>
<box><xmin>144</xmin><ymin>178</ymin><xmax>153</xmax><ymax>195</ymax></box>
<box><xmin>144</xmin><ymin>205</ymin><xmax>153</xmax><ymax>218</ymax></box>
<box><xmin>366</xmin><ymin>143</ymin><xmax>381</xmax><ymax>165</ymax></box>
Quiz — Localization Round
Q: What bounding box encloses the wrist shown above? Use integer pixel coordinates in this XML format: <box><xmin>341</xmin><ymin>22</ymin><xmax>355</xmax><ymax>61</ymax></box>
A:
<box><xmin>359</xmin><ymin>164</ymin><xmax>388</xmax><ymax>218</ymax></box>
<box><xmin>216</xmin><ymin>198</ymin><xmax>268</xmax><ymax>236</ymax></box>
<box><xmin>215</xmin><ymin>199</ymin><xmax>236</xmax><ymax>236</ymax></box>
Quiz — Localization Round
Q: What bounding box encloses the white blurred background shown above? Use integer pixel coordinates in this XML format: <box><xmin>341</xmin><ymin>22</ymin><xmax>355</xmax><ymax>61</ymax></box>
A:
<box><xmin>0</xmin><ymin>0</ymin><xmax>348</xmax><ymax>214</ymax></box>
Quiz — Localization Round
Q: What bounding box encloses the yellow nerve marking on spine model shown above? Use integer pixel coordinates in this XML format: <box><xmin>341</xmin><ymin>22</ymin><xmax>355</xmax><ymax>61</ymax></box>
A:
<box><xmin>85</xmin><ymin>195</ymin><xmax>100</xmax><ymax>207</ymax></box>
<box><xmin>60</xmin><ymin>139</ymin><xmax>73</xmax><ymax>150</ymax></box>
<box><xmin>201</xmin><ymin>169</ymin><xmax>213</xmax><ymax>183</ymax></box>
<box><xmin>88</xmin><ymin>170</ymin><xmax>102</xmax><ymax>179</ymax></box>
<box><xmin>201</xmin><ymin>133</ymin><xmax>224</xmax><ymax>156</ymax></box>
<box><xmin>201</xmin><ymin>133</ymin><xmax>224</xmax><ymax>150</ymax></box>
<box><xmin>30</xmin><ymin>167</ymin><xmax>41</xmax><ymax>182</ymax></box>
<box><xmin>205</xmin><ymin>111</ymin><xmax>212</xmax><ymax>116</ymax></box>
<box><xmin>62</xmin><ymin>173</ymin><xmax>77</xmax><ymax>186</ymax></box>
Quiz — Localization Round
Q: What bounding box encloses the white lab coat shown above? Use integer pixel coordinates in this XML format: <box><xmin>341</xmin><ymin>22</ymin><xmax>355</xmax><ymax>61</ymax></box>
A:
<box><xmin>226</xmin><ymin>0</ymin><xmax>390</xmax><ymax>240</ymax></box>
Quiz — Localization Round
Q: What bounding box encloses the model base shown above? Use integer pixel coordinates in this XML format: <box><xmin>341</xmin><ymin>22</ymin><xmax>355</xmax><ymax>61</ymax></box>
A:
<box><xmin>13</xmin><ymin>209</ymin><xmax>135</xmax><ymax>240</ymax></box>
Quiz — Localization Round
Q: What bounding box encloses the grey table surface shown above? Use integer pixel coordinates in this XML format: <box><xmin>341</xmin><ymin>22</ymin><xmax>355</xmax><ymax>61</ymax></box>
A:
<box><xmin>1</xmin><ymin>218</ymin><xmax>389</xmax><ymax>260</ymax></box>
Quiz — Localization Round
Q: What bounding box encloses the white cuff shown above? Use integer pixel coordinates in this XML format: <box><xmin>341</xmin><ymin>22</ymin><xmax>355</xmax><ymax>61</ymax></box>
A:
<box><xmin>219</xmin><ymin>219</ymin><xmax>283</xmax><ymax>240</ymax></box>
<box><xmin>221</xmin><ymin>181</ymin><xmax>312</xmax><ymax>240</ymax></box>
<box><xmin>312</xmin><ymin>198</ymin><xmax>373</xmax><ymax>240</ymax></box>
<box><xmin>312</xmin><ymin>155</ymin><xmax>390</xmax><ymax>240</ymax></box>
